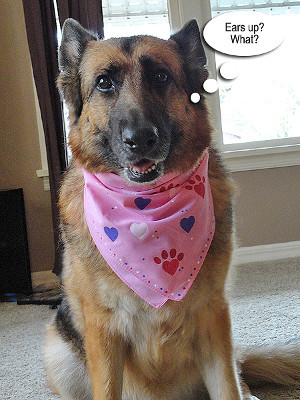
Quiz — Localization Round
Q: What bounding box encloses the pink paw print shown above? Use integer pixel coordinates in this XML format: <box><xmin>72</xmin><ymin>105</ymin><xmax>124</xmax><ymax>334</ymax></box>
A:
<box><xmin>185</xmin><ymin>175</ymin><xmax>205</xmax><ymax>198</ymax></box>
<box><xmin>154</xmin><ymin>249</ymin><xmax>184</xmax><ymax>276</ymax></box>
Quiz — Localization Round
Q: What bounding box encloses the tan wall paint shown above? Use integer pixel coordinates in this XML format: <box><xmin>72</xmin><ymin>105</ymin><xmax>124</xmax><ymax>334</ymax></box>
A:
<box><xmin>233</xmin><ymin>166</ymin><xmax>300</xmax><ymax>247</ymax></box>
<box><xmin>0</xmin><ymin>0</ymin><xmax>54</xmax><ymax>273</ymax></box>
<box><xmin>0</xmin><ymin>0</ymin><xmax>298</xmax><ymax>276</ymax></box>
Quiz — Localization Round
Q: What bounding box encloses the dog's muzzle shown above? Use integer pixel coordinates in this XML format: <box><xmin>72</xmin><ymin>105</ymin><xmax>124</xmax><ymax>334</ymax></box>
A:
<box><xmin>122</xmin><ymin>125</ymin><xmax>158</xmax><ymax>154</ymax></box>
<box><xmin>121</xmin><ymin>125</ymin><xmax>163</xmax><ymax>182</ymax></box>
<box><xmin>111</xmin><ymin>108</ymin><xmax>168</xmax><ymax>183</ymax></box>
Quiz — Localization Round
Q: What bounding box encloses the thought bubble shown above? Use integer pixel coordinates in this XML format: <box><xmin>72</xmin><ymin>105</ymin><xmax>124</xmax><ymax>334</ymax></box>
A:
<box><xmin>219</xmin><ymin>62</ymin><xmax>239</xmax><ymax>80</ymax></box>
<box><xmin>203</xmin><ymin>79</ymin><xmax>219</xmax><ymax>93</ymax></box>
<box><xmin>203</xmin><ymin>11</ymin><xmax>284</xmax><ymax>57</ymax></box>
<box><xmin>190</xmin><ymin>92</ymin><xmax>201</xmax><ymax>103</ymax></box>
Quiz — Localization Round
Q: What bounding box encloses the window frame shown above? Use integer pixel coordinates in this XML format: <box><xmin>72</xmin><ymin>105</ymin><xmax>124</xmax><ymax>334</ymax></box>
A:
<box><xmin>167</xmin><ymin>0</ymin><xmax>300</xmax><ymax>172</ymax></box>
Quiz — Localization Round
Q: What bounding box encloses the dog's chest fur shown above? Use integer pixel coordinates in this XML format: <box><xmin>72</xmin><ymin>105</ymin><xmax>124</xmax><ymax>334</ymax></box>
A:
<box><xmin>61</xmin><ymin>169</ymin><xmax>208</xmax><ymax>395</ymax></box>
<box><xmin>109</xmin><ymin>293</ymin><xmax>204</xmax><ymax>395</ymax></box>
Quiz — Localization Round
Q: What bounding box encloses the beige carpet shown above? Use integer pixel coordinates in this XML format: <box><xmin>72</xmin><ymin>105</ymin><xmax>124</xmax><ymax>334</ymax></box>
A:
<box><xmin>0</xmin><ymin>257</ymin><xmax>299</xmax><ymax>400</ymax></box>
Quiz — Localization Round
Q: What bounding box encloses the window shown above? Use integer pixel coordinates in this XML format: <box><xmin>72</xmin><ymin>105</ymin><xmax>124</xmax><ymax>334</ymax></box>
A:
<box><xmin>167</xmin><ymin>0</ymin><xmax>300</xmax><ymax>170</ymax></box>
<box><xmin>211</xmin><ymin>1</ymin><xmax>300</xmax><ymax>147</ymax></box>
<box><xmin>102</xmin><ymin>0</ymin><xmax>170</xmax><ymax>39</ymax></box>
<box><xmin>53</xmin><ymin>0</ymin><xmax>72</xmax><ymax>163</ymax></box>
<box><xmin>209</xmin><ymin>1</ymin><xmax>300</xmax><ymax>169</ymax></box>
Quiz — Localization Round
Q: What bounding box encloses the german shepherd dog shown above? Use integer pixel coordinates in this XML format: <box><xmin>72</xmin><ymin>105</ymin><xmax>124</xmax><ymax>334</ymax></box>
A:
<box><xmin>44</xmin><ymin>18</ymin><xmax>299</xmax><ymax>400</ymax></box>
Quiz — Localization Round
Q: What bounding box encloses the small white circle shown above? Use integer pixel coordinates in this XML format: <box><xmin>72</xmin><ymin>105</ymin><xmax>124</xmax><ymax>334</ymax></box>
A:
<box><xmin>219</xmin><ymin>62</ymin><xmax>239</xmax><ymax>80</ymax></box>
<box><xmin>203</xmin><ymin>79</ymin><xmax>219</xmax><ymax>93</ymax></box>
<box><xmin>190</xmin><ymin>92</ymin><xmax>201</xmax><ymax>103</ymax></box>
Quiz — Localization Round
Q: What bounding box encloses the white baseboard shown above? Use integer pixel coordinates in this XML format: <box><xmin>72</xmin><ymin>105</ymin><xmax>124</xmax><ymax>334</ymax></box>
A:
<box><xmin>31</xmin><ymin>270</ymin><xmax>59</xmax><ymax>290</ymax></box>
<box><xmin>233</xmin><ymin>241</ymin><xmax>300</xmax><ymax>265</ymax></box>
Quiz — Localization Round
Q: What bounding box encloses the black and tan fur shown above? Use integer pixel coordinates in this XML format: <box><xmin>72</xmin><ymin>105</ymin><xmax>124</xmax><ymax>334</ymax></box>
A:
<box><xmin>44</xmin><ymin>19</ymin><xmax>300</xmax><ymax>400</ymax></box>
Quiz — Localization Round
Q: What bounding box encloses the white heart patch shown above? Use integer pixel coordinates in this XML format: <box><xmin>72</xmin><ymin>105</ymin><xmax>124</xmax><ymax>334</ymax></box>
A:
<box><xmin>130</xmin><ymin>222</ymin><xmax>148</xmax><ymax>239</ymax></box>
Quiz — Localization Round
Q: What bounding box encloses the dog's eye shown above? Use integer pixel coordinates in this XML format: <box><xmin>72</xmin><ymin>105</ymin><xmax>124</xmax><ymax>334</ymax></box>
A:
<box><xmin>153</xmin><ymin>71</ymin><xmax>169</xmax><ymax>85</ymax></box>
<box><xmin>96</xmin><ymin>75</ymin><xmax>114</xmax><ymax>92</ymax></box>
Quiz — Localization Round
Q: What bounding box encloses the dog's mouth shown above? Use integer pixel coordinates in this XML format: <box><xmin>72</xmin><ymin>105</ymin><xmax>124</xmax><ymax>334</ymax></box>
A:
<box><xmin>125</xmin><ymin>159</ymin><xmax>162</xmax><ymax>183</ymax></box>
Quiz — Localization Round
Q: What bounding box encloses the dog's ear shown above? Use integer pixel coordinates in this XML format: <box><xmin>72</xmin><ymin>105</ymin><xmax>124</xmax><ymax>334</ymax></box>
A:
<box><xmin>57</xmin><ymin>19</ymin><xmax>97</xmax><ymax>122</ymax></box>
<box><xmin>169</xmin><ymin>20</ymin><xmax>208</xmax><ymax>88</ymax></box>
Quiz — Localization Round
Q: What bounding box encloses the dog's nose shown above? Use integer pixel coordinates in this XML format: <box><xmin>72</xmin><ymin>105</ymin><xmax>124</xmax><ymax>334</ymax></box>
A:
<box><xmin>122</xmin><ymin>127</ymin><xmax>158</xmax><ymax>152</ymax></box>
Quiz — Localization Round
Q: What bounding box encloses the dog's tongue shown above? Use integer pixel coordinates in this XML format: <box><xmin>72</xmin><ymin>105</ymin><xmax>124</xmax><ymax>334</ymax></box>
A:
<box><xmin>132</xmin><ymin>160</ymin><xmax>154</xmax><ymax>173</ymax></box>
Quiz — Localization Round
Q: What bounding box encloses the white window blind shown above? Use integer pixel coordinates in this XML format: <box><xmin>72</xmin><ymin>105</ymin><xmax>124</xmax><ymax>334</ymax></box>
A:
<box><xmin>211</xmin><ymin>0</ymin><xmax>300</xmax><ymax>12</ymax></box>
<box><xmin>103</xmin><ymin>0</ymin><xmax>170</xmax><ymax>39</ymax></box>
<box><xmin>102</xmin><ymin>0</ymin><xmax>168</xmax><ymax>18</ymax></box>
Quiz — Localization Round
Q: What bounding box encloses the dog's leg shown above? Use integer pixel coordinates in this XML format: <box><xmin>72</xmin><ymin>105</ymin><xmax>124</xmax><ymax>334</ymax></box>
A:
<box><xmin>84</xmin><ymin>306</ymin><xmax>126</xmax><ymax>400</ymax></box>
<box><xmin>199</xmin><ymin>298</ymin><xmax>244</xmax><ymax>400</ymax></box>
<box><xmin>240</xmin><ymin>383</ymin><xmax>260</xmax><ymax>400</ymax></box>
<box><xmin>44</xmin><ymin>322</ymin><xmax>92</xmax><ymax>400</ymax></box>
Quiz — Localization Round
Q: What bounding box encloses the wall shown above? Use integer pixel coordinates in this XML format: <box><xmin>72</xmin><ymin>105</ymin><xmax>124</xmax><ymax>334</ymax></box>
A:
<box><xmin>0</xmin><ymin>0</ymin><xmax>298</xmax><ymax>278</ymax></box>
<box><xmin>0</xmin><ymin>0</ymin><xmax>54</xmax><ymax>273</ymax></box>
<box><xmin>233</xmin><ymin>166</ymin><xmax>300</xmax><ymax>247</ymax></box>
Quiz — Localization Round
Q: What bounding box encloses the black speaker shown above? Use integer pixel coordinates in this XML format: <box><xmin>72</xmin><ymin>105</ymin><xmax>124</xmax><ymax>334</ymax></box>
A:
<box><xmin>0</xmin><ymin>188</ymin><xmax>32</xmax><ymax>295</ymax></box>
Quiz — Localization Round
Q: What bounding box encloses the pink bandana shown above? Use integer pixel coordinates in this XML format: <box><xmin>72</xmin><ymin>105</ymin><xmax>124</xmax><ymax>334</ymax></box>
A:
<box><xmin>83</xmin><ymin>152</ymin><xmax>215</xmax><ymax>308</ymax></box>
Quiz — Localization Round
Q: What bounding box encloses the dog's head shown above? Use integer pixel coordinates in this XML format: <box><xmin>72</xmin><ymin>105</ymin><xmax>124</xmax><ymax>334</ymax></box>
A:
<box><xmin>58</xmin><ymin>19</ymin><xmax>212</xmax><ymax>184</ymax></box>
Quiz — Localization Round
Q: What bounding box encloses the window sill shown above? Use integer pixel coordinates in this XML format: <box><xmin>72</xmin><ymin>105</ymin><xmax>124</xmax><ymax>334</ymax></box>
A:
<box><xmin>36</xmin><ymin>143</ymin><xmax>299</xmax><ymax>189</ymax></box>
<box><xmin>222</xmin><ymin>143</ymin><xmax>300</xmax><ymax>172</ymax></box>
<box><xmin>36</xmin><ymin>169</ymin><xmax>50</xmax><ymax>191</ymax></box>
